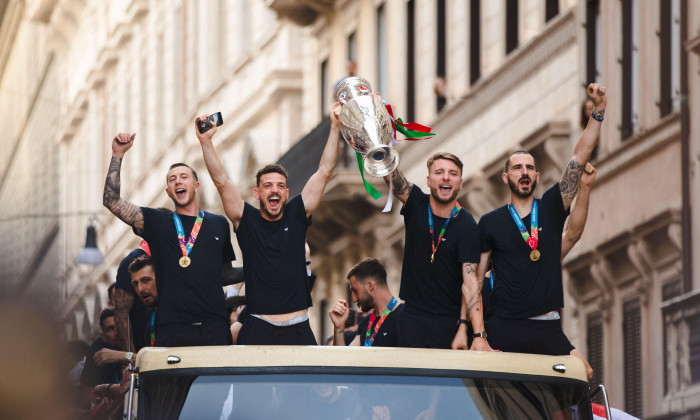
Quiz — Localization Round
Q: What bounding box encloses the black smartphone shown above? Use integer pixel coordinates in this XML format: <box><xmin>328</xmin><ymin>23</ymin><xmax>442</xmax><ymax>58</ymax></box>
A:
<box><xmin>198</xmin><ymin>112</ymin><xmax>224</xmax><ymax>134</ymax></box>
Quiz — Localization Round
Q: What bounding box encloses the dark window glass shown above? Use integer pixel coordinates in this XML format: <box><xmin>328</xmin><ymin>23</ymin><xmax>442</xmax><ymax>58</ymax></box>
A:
<box><xmin>506</xmin><ymin>0</ymin><xmax>519</xmax><ymax>54</ymax></box>
<box><xmin>623</xmin><ymin>297</ymin><xmax>642</xmax><ymax>417</ymax></box>
<box><xmin>321</xmin><ymin>59</ymin><xmax>328</xmax><ymax>118</ymax></box>
<box><xmin>620</xmin><ymin>0</ymin><xmax>634</xmax><ymax>139</ymax></box>
<box><xmin>587</xmin><ymin>313</ymin><xmax>604</xmax><ymax>390</ymax></box>
<box><xmin>585</xmin><ymin>0</ymin><xmax>600</xmax><ymax>84</ymax></box>
<box><xmin>689</xmin><ymin>315</ymin><xmax>700</xmax><ymax>384</ymax></box>
<box><xmin>469</xmin><ymin>0</ymin><xmax>481</xmax><ymax>85</ymax></box>
<box><xmin>437</xmin><ymin>0</ymin><xmax>446</xmax><ymax>112</ymax></box>
<box><xmin>545</xmin><ymin>0</ymin><xmax>559</xmax><ymax>21</ymax></box>
<box><xmin>406</xmin><ymin>0</ymin><xmax>415</xmax><ymax>121</ymax></box>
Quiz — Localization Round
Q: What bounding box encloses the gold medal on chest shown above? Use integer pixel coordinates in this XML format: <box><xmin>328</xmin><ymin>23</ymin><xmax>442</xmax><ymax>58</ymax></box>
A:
<box><xmin>179</xmin><ymin>256</ymin><xmax>191</xmax><ymax>267</ymax></box>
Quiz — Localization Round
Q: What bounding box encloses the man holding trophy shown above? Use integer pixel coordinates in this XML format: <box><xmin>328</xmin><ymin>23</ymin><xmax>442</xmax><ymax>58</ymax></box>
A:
<box><xmin>334</xmin><ymin>77</ymin><xmax>491</xmax><ymax>351</ymax></box>
<box><xmin>195</xmin><ymin>104</ymin><xmax>341</xmax><ymax>345</ymax></box>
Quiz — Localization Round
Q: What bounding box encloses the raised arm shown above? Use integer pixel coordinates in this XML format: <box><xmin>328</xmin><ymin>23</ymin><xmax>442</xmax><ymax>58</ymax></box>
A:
<box><xmin>561</xmin><ymin>163</ymin><xmax>596</xmax><ymax>259</ymax></box>
<box><xmin>113</xmin><ymin>288</ymin><xmax>135</xmax><ymax>352</ymax></box>
<box><xmin>195</xmin><ymin>115</ymin><xmax>245</xmax><ymax>229</ymax></box>
<box><xmin>383</xmin><ymin>168</ymin><xmax>413</xmax><ymax>204</ymax></box>
<box><xmin>560</xmin><ymin>83</ymin><xmax>606</xmax><ymax>209</ymax></box>
<box><xmin>103</xmin><ymin>133</ymin><xmax>144</xmax><ymax>229</ymax></box>
<box><xmin>301</xmin><ymin>103</ymin><xmax>342</xmax><ymax>216</ymax></box>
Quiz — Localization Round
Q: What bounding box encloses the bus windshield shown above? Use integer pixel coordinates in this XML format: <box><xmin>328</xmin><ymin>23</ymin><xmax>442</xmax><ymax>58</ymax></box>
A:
<box><xmin>141</xmin><ymin>372</ymin><xmax>592</xmax><ymax>419</ymax></box>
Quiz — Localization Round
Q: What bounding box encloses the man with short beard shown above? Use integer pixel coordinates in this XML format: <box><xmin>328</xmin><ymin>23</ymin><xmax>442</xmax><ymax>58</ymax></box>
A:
<box><xmin>195</xmin><ymin>104</ymin><xmax>341</xmax><ymax>345</ymax></box>
<box><xmin>103</xmin><ymin>134</ymin><xmax>239</xmax><ymax>347</ymax></box>
<box><xmin>385</xmin><ymin>153</ymin><xmax>491</xmax><ymax>351</ymax></box>
<box><xmin>329</xmin><ymin>258</ymin><xmax>403</xmax><ymax>347</ymax></box>
<box><xmin>476</xmin><ymin>83</ymin><xmax>606</xmax><ymax>355</ymax></box>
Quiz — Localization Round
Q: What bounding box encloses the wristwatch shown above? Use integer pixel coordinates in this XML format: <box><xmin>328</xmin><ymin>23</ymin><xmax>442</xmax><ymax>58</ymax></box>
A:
<box><xmin>125</xmin><ymin>352</ymin><xmax>134</xmax><ymax>363</ymax></box>
<box><xmin>473</xmin><ymin>331</ymin><xmax>487</xmax><ymax>339</ymax></box>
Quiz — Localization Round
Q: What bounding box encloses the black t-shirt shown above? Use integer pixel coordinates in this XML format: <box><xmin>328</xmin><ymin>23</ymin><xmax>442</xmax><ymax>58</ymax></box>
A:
<box><xmin>235</xmin><ymin>195</ymin><xmax>312</xmax><ymax>315</ymax></box>
<box><xmin>80</xmin><ymin>337</ymin><xmax>121</xmax><ymax>387</ymax></box>
<box><xmin>355</xmin><ymin>303</ymin><xmax>404</xmax><ymax>347</ymax></box>
<box><xmin>135</xmin><ymin>207</ymin><xmax>235</xmax><ymax>325</ymax></box>
<box><xmin>115</xmin><ymin>248</ymin><xmax>148</xmax><ymax>351</ymax></box>
<box><xmin>399</xmin><ymin>186</ymin><xmax>481</xmax><ymax>315</ymax></box>
<box><xmin>479</xmin><ymin>183</ymin><xmax>569</xmax><ymax>319</ymax></box>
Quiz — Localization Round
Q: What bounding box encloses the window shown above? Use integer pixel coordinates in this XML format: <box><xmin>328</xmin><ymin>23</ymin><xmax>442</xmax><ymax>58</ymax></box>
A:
<box><xmin>406</xmin><ymin>0</ymin><xmax>415</xmax><ymax>121</ymax></box>
<box><xmin>586</xmin><ymin>313</ymin><xmax>604</xmax><ymax>389</ymax></box>
<box><xmin>320</xmin><ymin>59</ymin><xmax>328</xmax><ymax>119</ymax></box>
<box><xmin>689</xmin><ymin>315</ymin><xmax>700</xmax><ymax>384</ymax></box>
<box><xmin>469</xmin><ymin>0</ymin><xmax>481</xmax><ymax>85</ymax></box>
<box><xmin>377</xmin><ymin>4</ymin><xmax>387</xmax><ymax>96</ymax></box>
<box><xmin>585</xmin><ymin>0</ymin><xmax>601</xmax><ymax>84</ymax></box>
<box><xmin>623</xmin><ymin>297</ymin><xmax>642</xmax><ymax>417</ymax></box>
<box><xmin>436</xmin><ymin>0</ymin><xmax>446</xmax><ymax>111</ymax></box>
<box><xmin>659</xmin><ymin>0</ymin><xmax>681</xmax><ymax>117</ymax></box>
<box><xmin>545</xmin><ymin>0</ymin><xmax>559</xmax><ymax>22</ymax></box>
<box><xmin>620</xmin><ymin>0</ymin><xmax>638</xmax><ymax>139</ymax></box>
<box><xmin>505</xmin><ymin>0</ymin><xmax>519</xmax><ymax>54</ymax></box>
<box><xmin>348</xmin><ymin>32</ymin><xmax>356</xmax><ymax>62</ymax></box>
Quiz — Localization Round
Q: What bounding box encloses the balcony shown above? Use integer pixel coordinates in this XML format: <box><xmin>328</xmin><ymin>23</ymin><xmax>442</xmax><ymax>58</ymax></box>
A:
<box><xmin>266</xmin><ymin>0</ymin><xmax>335</xmax><ymax>26</ymax></box>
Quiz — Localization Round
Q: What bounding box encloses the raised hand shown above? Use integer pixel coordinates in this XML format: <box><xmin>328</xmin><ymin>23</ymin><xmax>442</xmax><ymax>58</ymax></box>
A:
<box><xmin>586</xmin><ymin>83</ymin><xmax>606</xmax><ymax>111</ymax></box>
<box><xmin>580</xmin><ymin>163</ymin><xmax>597</xmax><ymax>189</ymax></box>
<box><xmin>330</xmin><ymin>101</ymin><xmax>341</xmax><ymax>128</ymax></box>
<box><xmin>112</xmin><ymin>133</ymin><xmax>135</xmax><ymax>157</ymax></box>
<box><xmin>195</xmin><ymin>114</ymin><xmax>217</xmax><ymax>142</ymax></box>
<box><xmin>329</xmin><ymin>299</ymin><xmax>350</xmax><ymax>329</ymax></box>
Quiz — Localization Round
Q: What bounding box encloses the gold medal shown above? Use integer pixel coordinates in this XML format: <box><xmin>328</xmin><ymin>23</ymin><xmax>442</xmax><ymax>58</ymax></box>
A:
<box><xmin>179</xmin><ymin>256</ymin><xmax>191</xmax><ymax>267</ymax></box>
<box><xmin>530</xmin><ymin>250</ymin><xmax>540</xmax><ymax>261</ymax></box>
<box><xmin>430</xmin><ymin>254</ymin><xmax>435</xmax><ymax>264</ymax></box>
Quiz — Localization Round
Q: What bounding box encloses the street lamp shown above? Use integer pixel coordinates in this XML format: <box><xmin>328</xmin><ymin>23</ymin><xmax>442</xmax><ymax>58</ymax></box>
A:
<box><xmin>76</xmin><ymin>224</ymin><xmax>104</xmax><ymax>265</ymax></box>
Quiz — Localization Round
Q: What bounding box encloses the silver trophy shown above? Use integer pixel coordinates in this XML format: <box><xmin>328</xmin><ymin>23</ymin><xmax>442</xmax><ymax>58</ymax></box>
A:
<box><xmin>333</xmin><ymin>77</ymin><xmax>399</xmax><ymax>177</ymax></box>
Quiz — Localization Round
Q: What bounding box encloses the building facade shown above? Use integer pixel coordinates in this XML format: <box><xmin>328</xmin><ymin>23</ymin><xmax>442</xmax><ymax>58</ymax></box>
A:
<box><xmin>0</xmin><ymin>0</ymin><xmax>698</xmax><ymax>417</ymax></box>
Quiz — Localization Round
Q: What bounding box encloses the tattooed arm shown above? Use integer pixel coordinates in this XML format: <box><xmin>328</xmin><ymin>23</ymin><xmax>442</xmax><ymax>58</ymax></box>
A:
<box><xmin>562</xmin><ymin>163</ymin><xmax>596</xmax><ymax>259</ymax></box>
<box><xmin>561</xmin><ymin>83</ymin><xmax>606</xmax><ymax>209</ymax></box>
<box><xmin>103</xmin><ymin>133</ymin><xmax>145</xmax><ymax>229</ymax></box>
<box><xmin>114</xmin><ymin>288</ymin><xmax>135</xmax><ymax>352</ymax></box>
<box><xmin>460</xmin><ymin>262</ymin><xmax>493</xmax><ymax>351</ymax></box>
<box><xmin>383</xmin><ymin>168</ymin><xmax>413</xmax><ymax>204</ymax></box>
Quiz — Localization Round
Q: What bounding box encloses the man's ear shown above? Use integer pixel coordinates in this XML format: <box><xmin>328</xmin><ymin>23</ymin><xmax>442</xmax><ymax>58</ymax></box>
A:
<box><xmin>195</xmin><ymin>181</ymin><xmax>200</xmax><ymax>193</ymax></box>
<box><xmin>253</xmin><ymin>188</ymin><xmax>260</xmax><ymax>200</ymax></box>
<box><xmin>501</xmin><ymin>172</ymin><xmax>508</xmax><ymax>185</ymax></box>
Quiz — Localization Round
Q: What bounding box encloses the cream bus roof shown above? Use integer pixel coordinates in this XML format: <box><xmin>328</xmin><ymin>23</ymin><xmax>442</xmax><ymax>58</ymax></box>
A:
<box><xmin>136</xmin><ymin>346</ymin><xmax>587</xmax><ymax>383</ymax></box>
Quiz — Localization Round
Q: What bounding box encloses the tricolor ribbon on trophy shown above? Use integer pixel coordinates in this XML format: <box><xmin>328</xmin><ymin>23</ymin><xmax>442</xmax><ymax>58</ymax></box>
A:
<box><xmin>333</xmin><ymin>77</ymin><xmax>435</xmax><ymax>212</ymax></box>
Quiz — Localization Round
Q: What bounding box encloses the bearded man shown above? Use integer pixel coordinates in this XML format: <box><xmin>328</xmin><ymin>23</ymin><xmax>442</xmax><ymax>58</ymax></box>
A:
<box><xmin>103</xmin><ymin>134</ymin><xmax>237</xmax><ymax>347</ymax></box>
<box><xmin>475</xmin><ymin>83</ymin><xmax>607</xmax><ymax>355</ymax></box>
<box><xmin>195</xmin><ymin>104</ymin><xmax>341</xmax><ymax>345</ymax></box>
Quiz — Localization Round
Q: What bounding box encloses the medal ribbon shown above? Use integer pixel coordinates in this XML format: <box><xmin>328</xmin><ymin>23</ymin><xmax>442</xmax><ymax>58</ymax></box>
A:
<box><xmin>364</xmin><ymin>296</ymin><xmax>398</xmax><ymax>347</ymax></box>
<box><xmin>507</xmin><ymin>201</ymin><xmax>538</xmax><ymax>251</ymax></box>
<box><xmin>149</xmin><ymin>310</ymin><xmax>157</xmax><ymax>347</ymax></box>
<box><xmin>173</xmin><ymin>210</ymin><xmax>204</xmax><ymax>258</ymax></box>
<box><xmin>428</xmin><ymin>203</ymin><xmax>461</xmax><ymax>263</ymax></box>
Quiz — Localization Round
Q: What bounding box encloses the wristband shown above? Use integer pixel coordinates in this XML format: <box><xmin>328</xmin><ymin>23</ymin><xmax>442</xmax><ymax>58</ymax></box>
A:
<box><xmin>457</xmin><ymin>319</ymin><xmax>469</xmax><ymax>326</ymax></box>
<box><xmin>591</xmin><ymin>108</ymin><xmax>605</xmax><ymax>122</ymax></box>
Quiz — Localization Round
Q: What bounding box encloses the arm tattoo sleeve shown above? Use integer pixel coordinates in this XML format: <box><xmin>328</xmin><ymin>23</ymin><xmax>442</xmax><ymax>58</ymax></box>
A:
<box><xmin>560</xmin><ymin>159</ymin><xmax>584</xmax><ymax>200</ymax></box>
<box><xmin>114</xmin><ymin>288</ymin><xmax>135</xmax><ymax>351</ymax></box>
<box><xmin>103</xmin><ymin>156</ymin><xmax>144</xmax><ymax>227</ymax></box>
<box><xmin>464</xmin><ymin>263</ymin><xmax>481</xmax><ymax>313</ymax></box>
<box><xmin>389</xmin><ymin>168</ymin><xmax>412</xmax><ymax>197</ymax></box>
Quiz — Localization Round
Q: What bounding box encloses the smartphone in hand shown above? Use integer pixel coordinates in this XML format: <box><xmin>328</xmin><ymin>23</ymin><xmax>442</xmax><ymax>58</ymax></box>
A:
<box><xmin>198</xmin><ymin>112</ymin><xmax>224</xmax><ymax>134</ymax></box>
